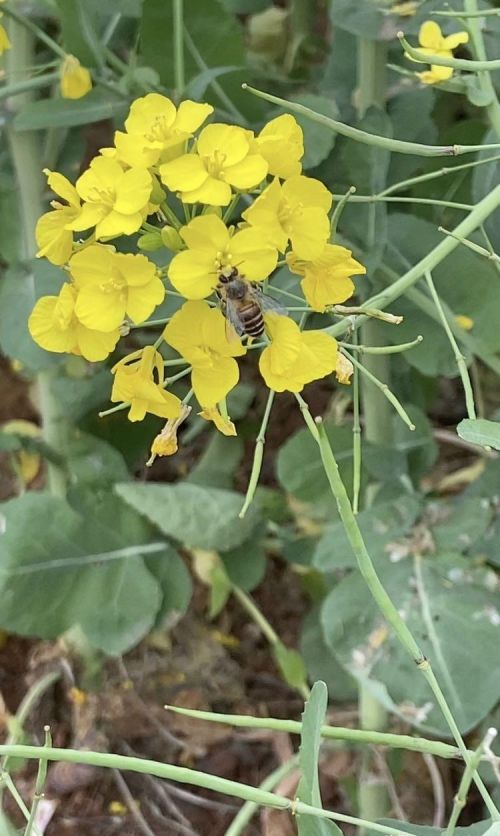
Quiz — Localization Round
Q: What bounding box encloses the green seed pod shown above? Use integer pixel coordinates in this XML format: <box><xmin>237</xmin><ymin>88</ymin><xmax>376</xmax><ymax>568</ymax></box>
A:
<box><xmin>150</xmin><ymin>173</ymin><xmax>166</xmax><ymax>205</ymax></box>
<box><xmin>138</xmin><ymin>231</ymin><xmax>163</xmax><ymax>252</ymax></box>
<box><xmin>161</xmin><ymin>226</ymin><xmax>184</xmax><ymax>252</ymax></box>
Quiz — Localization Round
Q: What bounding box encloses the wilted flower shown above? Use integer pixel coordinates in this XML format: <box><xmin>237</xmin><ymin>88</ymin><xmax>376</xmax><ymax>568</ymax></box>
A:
<box><xmin>36</xmin><ymin>169</ymin><xmax>81</xmax><ymax>266</ymax></box>
<box><xmin>60</xmin><ymin>55</ymin><xmax>92</xmax><ymax>99</ymax></box>
<box><xmin>111</xmin><ymin>347</ymin><xmax>183</xmax><ymax>422</ymax></box>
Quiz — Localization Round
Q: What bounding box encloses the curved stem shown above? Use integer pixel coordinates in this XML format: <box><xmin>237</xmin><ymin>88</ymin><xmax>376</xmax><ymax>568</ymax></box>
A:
<box><xmin>400</xmin><ymin>32</ymin><xmax>500</xmax><ymax>72</ymax></box>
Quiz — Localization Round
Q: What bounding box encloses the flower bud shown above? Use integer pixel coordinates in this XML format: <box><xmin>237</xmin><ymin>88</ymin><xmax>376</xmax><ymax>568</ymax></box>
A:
<box><xmin>161</xmin><ymin>226</ymin><xmax>183</xmax><ymax>252</ymax></box>
<box><xmin>138</xmin><ymin>231</ymin><xmax>163</xmax><ymax>252</ymax></box>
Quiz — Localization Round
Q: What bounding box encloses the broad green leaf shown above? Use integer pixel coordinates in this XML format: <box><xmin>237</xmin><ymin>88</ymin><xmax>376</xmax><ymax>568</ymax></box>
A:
<box><xmin>51</xmin><ymin>366</ymin><xmax>110</xmax><ymax>422</ymax></box>
<box><xmin>457</xmin><ymin>419</ymin><xmax>500</xmax><ymax>452</ymax></box>
<box><xmin>116</xmin><ymin>481</ymin><xmax>260</xmax><ymax>551</ymax></box>
<box><xmin>55</xmin><ymin>0</ymin><xmax>104</xmax><ymax>66</ymax></box>
<box><xmin>384</xmin><ymin>215</ymin><xmax>500</xmax><ymax>375</ymax></box>
<box><xmin>431</xmin><ymin>497</ymin><xmax>493</xmax><ymax>554</ymax></box>
<box><xmin>185</xmin><ymin>65</ymin><xmax>243</xmax><ymax>100</ymax></box>
<box><xmin>146</xmin><ymin>547</ymin><xmax>192</xmax><ymax>627</ymax></box>
<box><xmin>301</xmin><ymin>609</ymin><xmax>356</xmax><ymax>703</ymax></box>
<box><xmin>329</xmin><ymin>0</ymin><xmax>399</xmax><ymax>41</ymax></box>
<box><xmin>14</xmin><ymin>89</ymin><xmax>128</xmax><ymax>131</ymax></box>
<box><xmin>321</xmin><ymin>553</ymin><xmax>500</xmax><ymax>735</ymax></box>
<box><xmin>0</xmin><ymin>493</ymin><xmax>165</xmax><ymax>654</ymax></box>
<box><xmin>187</xmin><ymin>433</ymin><xmax>244</xmax><ymax>489</ymax></box>
<box><xmin>289</xmin><ymin>94</ymin><xmax>338</xmax><ymax>170</ymax></box>
<box><xmin>209</xmin><ymin>562</ymin><xmax>232</xmax><ymax>618</ymax></box>
<box><xmin>221</xmin><ymin>534</ymin><xmax>267</xmax><ymax>591</ymax></box>
<box><xmin>0</xmin><ymin>179</ymin><xmax>21</xmax><ymax>265</ymax></box>
<box><xmin>296</xmin><ymin>681</ymin><xmax>341</xmax><ymax>836</ymax></box>
<box><xmin>273</xmin><ymin>642</ymin><xmax>308</xmax><ymax>691</ymax></box>
<box><xmin>0</xmin><ymin>264</ymin><xmax>63</xmax><ymax>372</ymax></box>
<box><xmin>277</xmin><ymin>423</ymin><xmax>355</xmax><ymax>517</ymax></box>
<box><xmin>313</xmin><ymin>494</ymin><xmax>421</xmax><ymax>572</ymax></box>
<box><xmin>387</xmin><ymin>88</ymin><xmax>437</xmax><ymax>187</ymax></box>
<box><xmin>463</xmin><ymin>460</ymin><xmax>500</xmax><ymax>568</ymax></box>
<box><xmin>62</xmin><ymin>432</ymin><xmax>129</xmax><ymax>488</ymax></box>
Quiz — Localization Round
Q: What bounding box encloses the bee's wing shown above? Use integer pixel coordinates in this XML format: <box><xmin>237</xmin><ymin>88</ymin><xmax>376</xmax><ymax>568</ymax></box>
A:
<box><xmin>257</xmin><ymin>288</ymin><xmax>288</xmax><ymax>317</ymax></box>
<box><xmin>224</xmin><ymin>299</ymin><xmax>246</xmax><ymax>341</ymax></box>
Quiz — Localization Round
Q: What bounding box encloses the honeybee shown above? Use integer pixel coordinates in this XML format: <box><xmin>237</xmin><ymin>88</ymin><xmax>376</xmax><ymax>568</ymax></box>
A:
<box><xmin>216</xmin><ymin>266</ymin><xmax>286</xmax><ymax>339</ymax></box>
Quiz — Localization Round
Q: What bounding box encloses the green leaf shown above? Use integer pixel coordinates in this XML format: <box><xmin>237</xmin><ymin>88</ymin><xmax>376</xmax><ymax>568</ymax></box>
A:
<box><xmin>221</xmin><ymin>534</ymin><xmax>267</xmax><ymax>591</ymax></box>
<box><xmin>185</xmin><ymin>65</ymin><xmax>243</xmax><ymax>100</ymax></box>
<box><xmin>457</xmin><ymin>418</ymin><xmax>500</xmax><ymax>451</ymax></box>
<box><xmin>0</xmin><ymin>264</ymin><xmax>63</xmax><ymax>373</ymax></box>
<box><xmin>14</xmin><ymin>89</ymin><xmax>128</xmax><ymax>130</ymax></box>
<box><xmin>209</xmin><ymin>562</ymin><xmax>232</xmax><ymax>618</ymax></box>
<box><xmin>0</xmin><ymin>179</ymin><xmax>21</xmax><ymax>265</ymax></box>
<box><xmin>472</xmin><ymin>128</ymin><xmax>500</xmax><ymax>255</ymax></box>
<box><xmin>321</xmin><ymin>553</ymin><xmax>500</xmax><ymax>735</ymax></box>
<box><xmin>116</xmin><ymin>481</ymin><xmax>260</xmax><ymax>551</ymax></box>
<box><xmin>51</xmin><ymin>366</ymin><xmax>110</xmax><ymax>422</ymax></box>
<box><xmin>296</xmin><ymin>681</ymin><xmax>341</xmax><ymax>836</ymax></box>
<box><xmin>55</xmin><ymin>0</ymin><xmax>104</xmax><ymax>66</ymax></box>
<box><xmin>301</xmin><ymin>608</ymin><xmax>356</xmax><ymax>703</ymax></box>
<box><xmin>62</xmin><ymin>432</ymin><xmax>129</xmax><ymax>488</ymax></box>
<box><xmin>0</xmin><ymin>493</ymin><xmax>166</xmax><ymax>654</ymax></box>
<box><xmin>432</xmin><ymin>497</ymin><xmax>493</xmax><ymax>554</ymax></box>
<box><xmin>145</xmin><ymin>547</ymin><xmax>192</xmax><ymax>627</ymax></box>
<box><xmin>273</xmin><ymin>642</ymin><xmax>308</xmax><ymax>691</ymax></box>
<box><xmin>289</xmin><ymin>94</ymin><xmax>338</xmax><ymax>170</ymax></box>
<box><xmin>277</xmin><ymin>423</ymin><xmax>355</xmax><ymax>518</ymax></box>
<box><xmin>313</xmin><ymin>494</ymin><xmax>421</xmax><ymax>572</ymax></box>
<box><xmin>187</xmin><ymin>433</ymin><xmax>244</xmax><ymax>490</ymax></box>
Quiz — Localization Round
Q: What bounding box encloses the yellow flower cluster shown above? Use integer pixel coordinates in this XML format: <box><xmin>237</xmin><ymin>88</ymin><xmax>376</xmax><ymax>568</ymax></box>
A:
<box><xmin>407</xmin><ymin>21</ymin><xmax>469</xmax><ymax>85</ymax></box>
<box><xmin>28</xmin><ymin>93</ymin><xmax>366</xmax><ymax>454</ymax></box>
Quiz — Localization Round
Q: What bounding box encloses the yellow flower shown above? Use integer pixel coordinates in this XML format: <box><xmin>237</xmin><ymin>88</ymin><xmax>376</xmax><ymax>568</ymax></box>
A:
<box><xmin>114</xmin><ymin>93</ymin><xmax>213</xmax><ymax>169</ymax></box>
<box><xmin>242</xmin><ymin>175</ymin><xmax>332</xmax><ymax>259</ymax></box>
<box><xmin>1</xmin><ymin>420</ymin><xmax>42</xmax><ymax>485</ymax></box>
<box><xmin>259</xmin><ymin>313</ymin><xmax>337</xmax><ymax>392</ymax></box>
<box><xmin>407</xmin><ymin>21</ymin><xmax>469</xmax><ymax>84</ymax></box>
<box><xmin>60</xmin><ymin>55</ymin><xmax>92</xmax><ymax>99</ymax></box>
<box><xmin>70</xmin><ymin>245</ymin><xmax>165</xmax><ymax>331</ymax></box>
<box><xmin>287</xmin><ymin>244</ymin><xmax>365</xmax><ymax>312</ymax></box>
<box><xmin>146</xmin><ymin>404</ymin><xmax>192</xmax><ymax>465</ymax></box>
<box><xmin>28</xmin><ymin>284</ymin><xmax>120</xmax><ymax>361</ymax></box>
<box><xmin>69</xmin><ymin>156</ymin><xmax>152</xmax><ymax>239</ymax></box>
<box><xmin>168</xmin><ymin>214</ymin><xmax>278</xmax><ymax>299</ymax></box>
<box><xmin>160</xmin><ymin>123</ymin><xmax>268</xmax><ymax>205</ymax></box>
<box><xmin>455</xmin><ymin>314</ymin><xmax>474</xmax><ymax>331</ymax></box>
<box><xmin>0</xmin><ymin>15</ymin><xmax>11</xmax><ymax>55</ymax></box>
<box><xmin>164</xmin><ymin>301</ymin><xmax>246</xmax><ymax>407</ymax></box>
<box><xmin>111</xmin><ymin>347</ymin><xmax>183</xmax><ymax>422</ymax></box>
<box><xmin>36</xmin><ymin>169</ymin><xmax>81</xmax><ymax>266</ymax></box>
<box><xmin>335</xmin><ymin>352</ymin><xmax>354</xmax><ymax>385</ymax></box>
<box><xmin>253</xmin><ymin>114</ymin><xmax>304</xmax><ymax>179</ymax></box>
<box><xmin>199</xmin><ymin>405</ymin><xmax>237</xmax><ymax>436</ymax></box>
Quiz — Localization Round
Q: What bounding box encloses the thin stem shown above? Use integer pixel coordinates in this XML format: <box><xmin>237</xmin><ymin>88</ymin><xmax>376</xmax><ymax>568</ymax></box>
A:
<box><xmin>0</xmin><ymin>70</ymin><xmax>59</xmax><ymax>102</ymax></box>
<box><xmin>2</xmin><ymin>4</ymin><xmax>67</xmax><ymax>58</ymax></box>
<box><xmin>352</xmin><ymin>337</ymin><xmax>361</xmax><ymax>515</ymax></box>
<box><xmin>165</xmin><ymin>706</ymin><xmax>469</xmax><ymax>760</ymax></box>
<box><xmin>24</xmin><ymin>727</ymin><xmax>51</xmax><ymax>836</ymax></box>
<box><xmin>399</xmin><ymin>32</ymin><xmax>500</xmax><ymax>72</ymax></box>
<box><xmin>184</xmin><ymin>29</ymin><xmax>247</xmax><ymax>125</ymax></box>
<box><xmin>294</xmin><ymin>393</ymin><xmax>320</xmax><ymax>441</ymax></box>
<box><xmin>464</xmin><ymin>0</ymin><xmax>500</xmax><ymax>138</ymax></box>
<box><xmin>267</xmin><ymin>285</ymin><xmax>304</xmax><ymax>304</ymax></box>
<box><xmin>332</xmin><ymin>194</ymin><xmax>474</xmax><ymax>211</ymax></box>
<box><xmin>242</xmin><ymin>85</ymin><xmax>500</xmax><ymax>157</ymax></box>
<box><xmin>341</xmin><ymin>336</ymin><xmax>423</xmax><ymax>354</ymax></box>
<box><xmin>308</xmin><ymin>418</ymin><xmax>500</xmax><ymax>820</ymax></box>
<box><xmin>343</xmin><ymin>350</ymin><xmax>415</xmax><ymax>431</ymax></box>
<box><xmin>131</xmin><ymin>318</ymin><xmax>171</xmax><ymax>329</ymax></box>
<box><xmin>224</xmin><ymin>756</ymin><xmax>299</xmax><ymax>836</ymax></box>
<box><xmin>172</xmin><ymin>0</ymin><xmax>185</xmax><ymax>100</ymax></box>
<box><xmin>378</xmin><ymin>153</ymin><xmax>500</xmax><ymax>198</ymax></box>
<box><xmin>161</xmin><ymin>202</ymin><xmax>183</xmax><ymax>230</ymax></box>
<box><xmin>239</xmin><ymin>389</ymin><xmax>275</xmax><ymax>518</ymax></box>
<box><xmin>438</xmin><ymin>226</ymin><xmax>500</xmax><ymax>263</ymax></box>
<box><xmin>433</xmin><ymin>7</ymin><xmax>500</xmax><ymax>15</ymax></box>
<box><xmin>5</xmin><ymin>13</ymin><xmax>67</xmax><ymax>498</ymax></box>
<box><xmin>232</xmin><ymin>586</ymin><xmax>279</xmax><ymax>645</ymax></box>
<box><xmin>330</xmin><ymin>186</ymin><xmax>356</xmax><ymax>238</ymax></box>
<box><xmin>222</xmin><ymin>194</ymin><xmax>241</xmax><ymax>224</ymax></box>
<box><xmin>1</xmin><ymin>772</ymin><xmax>36</xmax><ymax>828</ymax></box>
<box><xmin>423</xmin><ymin>270</ymin><xmax>476</xmax><ymax>420</ymax></box>
<box><xmin>324</xmin><ymin>184</ymin><xmax>500</xmax><ymax>339</ymax></box>
<box><xmin>445</xmin><ymin>731</ymin><xmax>495</xmax><ymax>835</ymax></box>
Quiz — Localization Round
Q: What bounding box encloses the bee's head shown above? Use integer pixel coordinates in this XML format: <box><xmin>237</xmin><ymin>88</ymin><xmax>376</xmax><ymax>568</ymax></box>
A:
<box><xmin>219</xmin><ymin>266</ymin><xmax>238</xmax><ymax>283</ymax></box>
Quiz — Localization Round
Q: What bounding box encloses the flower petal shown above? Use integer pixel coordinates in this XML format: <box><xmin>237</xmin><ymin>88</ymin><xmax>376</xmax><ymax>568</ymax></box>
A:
<box><xmin>224</xmin><ymin>154</ymin><xmax>268</xmax><ymax>190</ymax></box>
<box><xmin>442</xmin><ymin>30</ymin><xmax>469</xmax><ymax>49</ymax></box>
<box><xmin>75</xmin><ymin>323</ymin><xmax>120</xmax><ymax>361</ymax></box>
<box><xmin>419</xmin><ymin>20</ymin><xmax>443</xmax><ymax>50</ymax></box>
<box><xmin>160</xmin><ymin>154</ymin><xmax>208</xmax><ymax>191</ymax></box>
<box><xmin>282</xmin><ymin>175</ymin><xmax>332</xmax><ymax>212</ymax></box>
<box><xmin>230</xmin><ymin>228</ymin><xmax>278</xmax><ymax>280</ymax></box>
<box><xmin>197</xmin><ymin>124</ymin><xmax>249</xmax><ymax>166</ymax></box>
<box><xmin>114</xmin><ymin>168</ymin><xmax>152</xmax><ymax>214</ymax></box>
<box><xmin>181</xmin><ymin>176</ymin><xmax>232</xmax><ymax>206</ymax></box>
<box><xmin>43</xmin><ymin>168</ymin><xmax>80</xmax><ymax>207</ymax></box>
<box><xmin>174</xmin><ymin>100</ymin><xmax>214</xmax><ymax>133</ymax></box>
<box><xmin>75</xmin><ymin>285</ymin><xmax>125</xmax><ymax>331</ymax></box>
<box><xmin>126</xmin><ymin>279</ymin><xmax>165</xmax><ymax>323</ymax></box>
<box><xmin>168</xmin><ymin>250</ymin><xmax>216</xmax><ymax>299</ymax></box>
<box><xmin>289</xmin><ymin>207</ymin><xmax>330</xmax><ymax>260</ymax></box>
<box><xmin>191</xmin><ymin>357</ymin><xmax>239</xmax><ymax>407</ymax></box>
<box><xmin>180</xmin><ymin>214</ymin><xmax>229</xmax><ymax>253</ymax></box>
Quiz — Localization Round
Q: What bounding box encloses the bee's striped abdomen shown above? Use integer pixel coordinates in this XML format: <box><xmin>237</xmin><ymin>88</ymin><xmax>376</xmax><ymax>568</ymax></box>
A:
<box><xmin>240</xmin><ymin>303</ymin><xmax>264</xmax><ymax>337</ymax></box>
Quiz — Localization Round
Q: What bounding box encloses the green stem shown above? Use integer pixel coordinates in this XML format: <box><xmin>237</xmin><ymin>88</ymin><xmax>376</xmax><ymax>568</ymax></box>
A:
<box><xmin>378</xmin><ymin>153</ymin><xmax>500</xmax><ymax>198</ymax></box>
<box><xmin>239</xmin><ymin>389</ymin><xmax>275</xmax><ymax>518</ymax></box>
<box><xmin>1</xmin><ymin>773</ymin><xmax>36</xmax><ymax>829</ymax></box>
<box><xmin>184</xmin><ymin>29</ymin><xmax>247</xmax><ymax>125</ymax></box>
<box><xmin>0</xmin><ymin>743</ymin><xmax>430</xmax><ymax>836</ymax></box>
<box><xmin>352</xmin><ymin>332</ymin><xmax>361</xmax><ymax>515</ymax></box>
<box><xmin>330</xmin><ymin>186</ymin><xmax>356</xmax><ymax>238</ymax></box>
<box><xmin>342</xmin><ymin>335</ymin><xmax>423</xmax><ymax>354</ymax></box>
<box><xmin>24</xmin><ymin>727</ymin><xmax>51</xmax><ymax>836</ymax></box>
<box><xmin>438</xmin><ymin>226</ymin><xmax>500</xmax><ymax>263</ymax></box>
<box><xmin>433</xmin><ymin>7</ymin><xmax>500</xmax><ymax>16</ymax></box>
<box><xmin>5</xmin><ymin>13</ymin><xmax>67</xmax><ymax>498</ymax></box>
<box><xmin>464</xmin><ymin>0</ymin><xmax>500</xmax><ymax>138</ymax></box>
<box><xmin>225</xmin><ymin>756</ymin><xmax>299</xmax><ymax>836</ymax></box>
<box><xmin>325</xmin><ymin>184</ymin><xmax>500</xmax><ymax>339</ymax></box>
<box><xmin>309</xmin><ymin>418</ymin><xmax>499</xmax><ymax>820</ymax></box>
<box><xmin>400</xmin><ymin>32</ymin><xmax>500</xmax><ymax>72</ymax></box>
<box><xmin>424</xmin><ymin>270</ymin><xmax>476</xmax><ymax>419</ymax></box>
<box><xmin>172</xmin><ymin>0</ymin><xmax>185</xmax><ymax>100</ymax></box>
<box><xmin>242</xmin><ymin>85</ymin><xmax>500</xmax><ymax>157</ymax></box>
<box><xmin>0</xmin><ymin>70</ymin><xmax>59</xmax><ymax>102</ymax></box>
<box><xmin>444</xmin><ymin>729</ymin><xmax>495</xmax><ymax>836</ymax></box>
<box><xmin>2</xmin><ymin>4</ymin><xmax>67</xmax><ymax>58</ymax></box>
<box><xmin>332</xmin><ymin>194</ymin><xmax>474</xmax><ymax>211</ymax></box>
<box><xmin>165</xmin><ymin>705</ymin><xmax>469</xmax><ymax>760</ymax></box>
